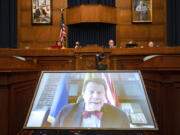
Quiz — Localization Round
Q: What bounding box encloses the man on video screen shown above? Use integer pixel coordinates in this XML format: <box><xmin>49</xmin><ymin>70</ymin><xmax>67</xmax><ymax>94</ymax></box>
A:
<box><xmin>53</xmin><ymin>79</ymin><xmax>129</xmax><ymax>128</ymax></box>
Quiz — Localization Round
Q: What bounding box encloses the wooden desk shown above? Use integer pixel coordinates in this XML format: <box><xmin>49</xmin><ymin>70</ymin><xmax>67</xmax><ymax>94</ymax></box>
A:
<box><xmin>0</xmin><ymin>57</ymin><xmax>40</xmax><ymax>135</ymax></box>
<box><xmin>0</xmin><ymin>47</ymin><xmax>180</xmax><ymax>71</ymax></box>
<box><xmin>139</xmin><ymin>55</ymin><xmax>180</xmax><ymax>135</ymax></box>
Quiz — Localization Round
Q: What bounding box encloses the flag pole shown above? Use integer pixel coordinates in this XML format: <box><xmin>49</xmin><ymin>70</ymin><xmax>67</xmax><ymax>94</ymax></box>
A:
<box><xmin>59</xmin><ymin>8</ymin><xmax>66</xmax><ymax>49</ymax></box>
<box><xmin>61</xmin><ymin>8</ymin><xmax>65</xmax><ymax>49</ymax></box>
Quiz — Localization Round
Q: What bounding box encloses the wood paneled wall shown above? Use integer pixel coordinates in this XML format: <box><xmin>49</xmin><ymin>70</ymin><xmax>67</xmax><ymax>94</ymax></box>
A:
<box><xmin>116</xmin><ymin>0</ymin><xmax>167</xmax><ymax>47</ymax></box>
<box><xmin>66</xmin><ymin>5</ymin><xmax>116</xmax><ymax>24</ymax></box>
<box><xmin>17</xmin><ymin>0</ymin><xmax>67</xmax><ymax>48</ymax></box>
<box><xmin>17</xmin><ymin>0</ymin><xmax>166</xmax><ymax>48</ymax></box>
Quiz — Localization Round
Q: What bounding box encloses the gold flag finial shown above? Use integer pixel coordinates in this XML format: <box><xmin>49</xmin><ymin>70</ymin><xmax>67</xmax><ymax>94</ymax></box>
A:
<box><xmin>60</xmin><ymin>8</ymin><xmax>64</xmax><ymax>12</ymax></box>
<box><xmin>61</xmin><ymin>45</ymin><xmax>66</xmax><ymax>49</ymax></box>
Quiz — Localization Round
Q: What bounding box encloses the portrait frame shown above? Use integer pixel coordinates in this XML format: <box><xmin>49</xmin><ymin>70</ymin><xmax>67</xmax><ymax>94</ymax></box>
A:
<box><xmin>132</xmin><ymin>0</ymin><xmax>152</xmax><ymax>23</ymax></box>
<box><xmin>32</xmin><ymin>0</ymin><xmax>52</xmax><ymax>25</ymax></box>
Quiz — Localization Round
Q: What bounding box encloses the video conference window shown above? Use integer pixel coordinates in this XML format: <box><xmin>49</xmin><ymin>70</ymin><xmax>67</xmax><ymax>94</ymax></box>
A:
<box><xmin>24</xmin><ymin>71</ymin><xmax>157</xmax><ymax>130</ymax></box>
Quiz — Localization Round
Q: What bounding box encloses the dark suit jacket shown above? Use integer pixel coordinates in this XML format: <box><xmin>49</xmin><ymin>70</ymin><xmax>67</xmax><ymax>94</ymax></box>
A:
<box><xmin>53</xmin><ymin>102</ymin><xmax>129</xmax><ymax>128</ymax></box>
<box><xmin>34</xmin><ymin>9</ymin><xmax>47</xmax><ymax>19</ymax></box>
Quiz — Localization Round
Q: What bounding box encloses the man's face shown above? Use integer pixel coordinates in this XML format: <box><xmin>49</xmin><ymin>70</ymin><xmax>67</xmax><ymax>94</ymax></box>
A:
<box><xmin>75</xmin><ymin>42</ymin><xmax>79</xmax><ymax>45</ymax></box>
<box><xmin>148</xmin><ymin>42</ymin><xmax>154</xmax><ymax>47</ymax></box>
<box><xmin>39</xmin><ymin>5</ymin><xmax>43</xmax><ymax>9</ymax></box>
<box><xmin>57</xmin><ymin>41</ymin><xmax>61</xmax><ymax>45</ymax></box>
<box><xmin>140</xmin><ymin>1</ymin><xmax>144</xmax><ymax>6</ymax></box>
<box><xmin>109</xmin><ymin>40</ymin><xmax>114</xmax><ymax>47</ymax></box>
<box><xmin>83</xmin><ymin>82</ymin><xmax>106</xmax><ymax>111</ymax></box>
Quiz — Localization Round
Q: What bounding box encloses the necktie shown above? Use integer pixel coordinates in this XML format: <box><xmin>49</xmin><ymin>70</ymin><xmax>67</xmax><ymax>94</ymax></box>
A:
<box><xmin>82</xmin><ymin>111</ymin><xmax>103</xmax><ymax>120</ymax></box>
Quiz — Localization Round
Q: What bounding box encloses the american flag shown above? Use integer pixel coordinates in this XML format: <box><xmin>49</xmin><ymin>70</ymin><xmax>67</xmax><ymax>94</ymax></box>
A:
<box><xmin>103</xmin><ymin>73</ymin><xmax>120</xmax><ymax>108</ymax></box>
<box><xmin>59</xmin><ymin>11</ymin><xmax>66</xmax><ymax>46</ymax></box>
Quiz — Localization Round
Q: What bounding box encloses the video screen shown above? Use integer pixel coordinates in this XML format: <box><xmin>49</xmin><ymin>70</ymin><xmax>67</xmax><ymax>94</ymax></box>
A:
<box><xmin>24</xmin><ymin>71</ymin><xmax>158</xmax><ymax>130</ymax></box>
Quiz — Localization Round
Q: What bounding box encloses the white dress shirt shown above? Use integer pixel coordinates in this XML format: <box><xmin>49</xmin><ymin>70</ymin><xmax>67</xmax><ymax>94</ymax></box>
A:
<box><xmin>81</xmin><ymin>114</ymin><xmax>101</xmax><ymax>128</ymax></box>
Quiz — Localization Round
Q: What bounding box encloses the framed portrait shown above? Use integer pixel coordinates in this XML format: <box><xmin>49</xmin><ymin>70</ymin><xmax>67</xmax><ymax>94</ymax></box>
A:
<box><xmin>32</xmin><ymin>0</ymin><xmax>52</xmax><ymax>25</ymax></box>
<box><xmin>132</xmin><ymin>0</ymin><xmax>152</xmax><ymax>23</ymax></box>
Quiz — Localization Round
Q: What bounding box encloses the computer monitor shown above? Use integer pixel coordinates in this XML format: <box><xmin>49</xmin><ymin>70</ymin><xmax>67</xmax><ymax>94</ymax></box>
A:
<box><xmin>24</xmin><ymin>71</ymin><xmax>158</xmax><ymax>131</ymax></box>
<box><xmin>126</xmin><ymin>44</ymin><xmax>138</xmax><ymax>48</ymax></box>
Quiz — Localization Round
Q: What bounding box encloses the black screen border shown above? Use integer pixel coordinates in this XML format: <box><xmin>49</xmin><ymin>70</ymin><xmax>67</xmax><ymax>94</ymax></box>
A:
<box><xmin>23</xmin><ymin>70</ymin><xmax>158</xmax><ymax>131</ymax></box>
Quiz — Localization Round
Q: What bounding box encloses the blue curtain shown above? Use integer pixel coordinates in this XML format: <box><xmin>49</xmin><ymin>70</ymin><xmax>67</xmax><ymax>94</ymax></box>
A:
<box><xmin>81</xmin><ymin>0</ymin><xmax>89</xmax><ymax>4</ymax></box>
<box><xmin>0</xmin><ymin>0</ymin><xmax>17</xmax><ymax>48</ymax></box>
<box><xmin>68</xmin><ymin>23</ymin><xmax>116</xmax><ymax>48</ymax></box>
<box><xmin>167</xmin><ymin>0</ymin><xmax>180</xmax><ymax>46</ymax></box>
<box><xmin>68</xmin><ymin>0</ymin><xmax>115</xmax><ymax>8</ymax></box>
<box><xmin>89</xmin><ymin>0</ymin><xmax>98</xmax><ymax>4</ymax></box>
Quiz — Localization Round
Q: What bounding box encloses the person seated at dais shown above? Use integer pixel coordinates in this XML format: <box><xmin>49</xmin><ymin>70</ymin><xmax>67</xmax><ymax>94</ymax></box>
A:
<box><xmin>108</xmin><ymin>39</ymin><xmax>116</xmax><ymax>48</ymax></box>
<box><xmin>75</xmin><ymin>41</ymin><xmax>81</xmax><ymax>49</ymax></box>
<box><xmin>148</xmin><ymin>41</ymin><xmax>154</xmax><ymax>48</ymax></box>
